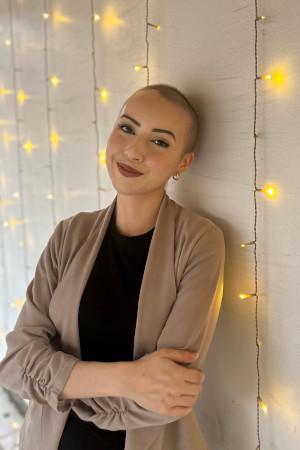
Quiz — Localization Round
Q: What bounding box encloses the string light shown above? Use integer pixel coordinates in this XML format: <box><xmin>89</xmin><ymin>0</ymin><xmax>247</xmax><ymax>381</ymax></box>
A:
<box><xmin>50</xmin><ymin>129</ymin><xmax>62</xmax><ymax>148</ymax></box>
<box><xmin>256</xmin><ymin>66</ymin><xmax>287</xmax><ymax>88</ymax></box>
<box><xmin>0</xmin><ymin>87</ymin><xmax>14</xmax><ymax>97</ymax></box>
<box><xmin>9</xmin><ymin>298</ymin><xmax>25</xmax><ymax>310</ymax></box>
<box><xmin>90</xmin><ymin>0</ymin><xmax>106</xmax><ymax>203</ymax></box>
<box><xmin>240</xmin><ymin>240</ymin><xmax>255</xmax><ymax>247</ymax></box>
<box><xmin>256</xmin><ymin>184</ymin><xmax>278</xmax><ymax>199</ymax></box>
<box><xmin>3</xmin><ymin>217</ymin><xmax>26</xmax><ymax>232</ymax></box>
<box><xmin>252</xmin><ymin>1</ymin><xmax>270</xmax><ymax>446</ymax></box>
<box><xmin>133</xmin><ymin>2</ymin><xmax>160</xmax><ymax>81</ymax></box>
<box><xmin>238</xmin><ymin>293</ymin><xmax>257</xmax><ymax>300</ymax></box>
<box><xmin>98</xmin><ymin>149</ymin><xmax>107</xmax><ymax>166</ymax></box>
<box><xmin>0</xmin><ymin>9</ymin><xmax>39</xmax><ymax>431</ymax></box>
<box><xmin>256</xmin><ymin>338</ymin><xmax>263</xmax><ymax>347</ymax></box>
<box><xmin>134</xmin><ymin>64</ymin><xmax>148</xmax><ymax>72</ymax></box>
<box><xmin>17</xmin><ymin>89</ymin><xmax>28</xmax><ymax>105</ymax></box>
<box><xmin>12</xmin><ymin>420</ymin><xmax>21</xmax><ymax>430</ymax></box>
<box><xmin>22</xmin><ymin>140</ymin><xmax>38</xmax><ymax>154</ymax></box>
<box><xmin>100</xmin><ymin>8</ymin><xmax>123</xmax><ymax>29</ymax></box>
<box><xmin>4</xmin><ymin>39</ymin><xmax>12</xmax><ymax>46</ymax></box>
<box><xmin>147</xmin><ymin>22</ymin><xmax>160</xmax><ymax>30</ymax></box>
<box><xmin>135</xmin><ymin>0</ymin><xmax>151</xmax><ymax>86</ymax></box>
<box><xmin>49</xmin><ymin>75</ymin><xmax>61</xmax><ymax>87</ymax></box>
<box><xmin>270</xmin><ymin>66</ymin><xmax>287</xmax><ymax>87</ymax></box>
<box><xmin>256</xmin><ymin>15</ymin><xmax>266</xmax><ymax>21</ymax></box>
<box><xmin>5</xmin><ymin>0</ymin><xmax>31</xmax><ymax>312</ymax></box>
<box><xmin>97</xmin><ymin>87</ymin><xmax>110</xmax><ymax>103</ymax></box>
<box><xmin>43</xmin><ymin>0</ymin><xmax>60</xmax><ymax>226</ymax></box>
<box><xmin>52</xmin><ymin>8</ymin><xmax>72</xmax><ymax>24</ymax></box>
<box><xmin>256</xmin><ymin>74</ymin><xmax>272</xmax><ymax>80</ymax></box>
<box><xmin>258</xmin><ymin>396</ymin><xmax>268</xmax><ymax>415</ymax></box>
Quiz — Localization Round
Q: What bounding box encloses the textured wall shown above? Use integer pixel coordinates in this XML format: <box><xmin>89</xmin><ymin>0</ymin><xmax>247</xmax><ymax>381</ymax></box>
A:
<box><xmin>0</xmin><ymin>1</ymin><xmax>299</xmax><ymax>449</ymax></box>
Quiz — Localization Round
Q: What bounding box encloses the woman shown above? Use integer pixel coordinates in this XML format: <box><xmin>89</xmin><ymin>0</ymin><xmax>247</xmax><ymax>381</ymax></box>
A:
<box><xmin>0</xmin><ymin>84</ymin><xmax>225</xmax><ymax>450</ymax></box>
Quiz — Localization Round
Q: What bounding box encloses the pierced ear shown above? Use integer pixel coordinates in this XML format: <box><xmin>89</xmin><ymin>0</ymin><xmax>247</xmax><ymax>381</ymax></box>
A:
<box><xmin>181</xmin><ymin>152</ymin><xmax>194</xmax><ymax>169</ymax></box>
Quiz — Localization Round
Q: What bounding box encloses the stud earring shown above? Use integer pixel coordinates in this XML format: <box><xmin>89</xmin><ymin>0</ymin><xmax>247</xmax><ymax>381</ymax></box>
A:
<box><xmin>172</xmin><ymin>171</ymin><xmax>180</xmax><ymax>181</ymax></box>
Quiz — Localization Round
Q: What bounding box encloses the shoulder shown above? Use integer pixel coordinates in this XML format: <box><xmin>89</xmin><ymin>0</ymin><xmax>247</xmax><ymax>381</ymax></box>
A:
<box><xmin>170</xmin><ymin>197</ymin><xmax>225</xmax><ymax>254</ymax></box>
<box><xmin>54</xmin><ymin>206</ymin><xmax>109</xmax><ymax>248</ymax></box>
<box><xmin>61</xmin><ymin>205</ymin><xmax>110</xmax><ymax>230</ymax></box>
<box><xmin>60</xmin><ymin>209</ymin><xmax>101</xmax><ymax>230</ymax></box>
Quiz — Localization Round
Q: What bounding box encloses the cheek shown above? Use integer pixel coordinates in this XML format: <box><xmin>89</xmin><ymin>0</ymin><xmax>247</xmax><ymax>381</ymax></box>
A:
<box><xmin>148</xmin><ymin>153</ymin><xmax>173</xmax><ymax>174</ymax></box>
<box><xmin>106</xmin><ymin>131</ymin><xmax>122</xmax><ymax>156</ymax></box>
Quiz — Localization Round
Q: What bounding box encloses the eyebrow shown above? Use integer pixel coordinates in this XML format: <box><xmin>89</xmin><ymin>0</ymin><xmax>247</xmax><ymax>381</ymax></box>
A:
<box><xmin>120</xmin><ymin>114</ymin><xmax>176</xmax><ymax>141</ymax></box>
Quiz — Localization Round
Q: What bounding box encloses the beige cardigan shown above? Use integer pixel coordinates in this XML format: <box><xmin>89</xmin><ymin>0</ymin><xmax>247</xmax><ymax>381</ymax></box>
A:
<box><xmin>0</xmin><ymin>190</ymin><xmax>225</xmax><ymax>450</ymax></box>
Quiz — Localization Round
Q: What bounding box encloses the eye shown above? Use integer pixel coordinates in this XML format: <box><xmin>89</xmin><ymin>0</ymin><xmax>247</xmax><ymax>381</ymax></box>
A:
<box><xmin>118</xmin><ymin>124</ymin><xmax>133</xmax><ymax>134</ymax></box>
<box><xmin>152</xmin><ymin>139</ymin><xmax>170</xmax><ymax>148</ymax></box>
<box><xmin>118</xmin><ymin>123</ymin><xmax>170</xmax><ymax>148</ymax></box>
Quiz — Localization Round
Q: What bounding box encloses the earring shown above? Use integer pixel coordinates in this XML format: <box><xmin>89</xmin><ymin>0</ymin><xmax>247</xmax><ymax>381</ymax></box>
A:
<box><xmin>172</xmin><ymin>171</ymin><xmax>180</xmax><ymax>181</ymax></box>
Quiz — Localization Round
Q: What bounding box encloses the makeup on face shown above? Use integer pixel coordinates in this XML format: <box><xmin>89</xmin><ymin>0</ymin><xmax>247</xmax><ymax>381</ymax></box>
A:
<box><xmin>117</xmin><ymin>162</ymin><xmax>144</xmax><ymax>177</ymax></box>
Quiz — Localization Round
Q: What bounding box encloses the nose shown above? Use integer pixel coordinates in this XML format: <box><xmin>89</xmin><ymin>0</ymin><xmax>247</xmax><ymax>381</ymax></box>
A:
<box><xmin>123</xmin><ymin>141</ymin><xmax>145</xmax><ymax>161</ymax></box>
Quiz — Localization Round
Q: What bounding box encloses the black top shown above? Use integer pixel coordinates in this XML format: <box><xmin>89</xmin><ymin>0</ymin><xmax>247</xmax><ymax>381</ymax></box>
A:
<box><xmin>58</xmin><ymin>202</ymin><xmax>155</xmax><ymax>450</ymax></box>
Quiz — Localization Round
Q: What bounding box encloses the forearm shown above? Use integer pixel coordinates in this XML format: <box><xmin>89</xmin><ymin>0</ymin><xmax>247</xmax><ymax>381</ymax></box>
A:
<box><xmin>59</xmin><ymin>360</ymin><xmax>133</xmax><ymax>400</ymax></box>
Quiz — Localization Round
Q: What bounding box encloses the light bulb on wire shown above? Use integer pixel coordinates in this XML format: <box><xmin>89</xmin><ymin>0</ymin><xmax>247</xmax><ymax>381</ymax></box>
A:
<box><xmin>22</xmin><ymin>140</ymin><xmax>37</xmax><ymax>154</ymax></box>
<box><xmin>256</xmin><ymin>73</ymin><xmax>272</xmax><ymax>80</ymax></box>
<box><xmin>134</xmin><ymin>64</ymin><xmax>147</xmax><ymax>72</ymax></box>
<box><xmin>0</xmin><ymin>87</ymin><xmax>14</xmax><ymax>97</ymax></box>
<box><xmin>17</xmin><ymin>90</ymin><xmax>28</xmax><ymax>105</ymax></box>
<box><xmin>256</xmin><ymin>184</ymin><xmax>278</xmax><ymax>199</ymax></box>
<box><xmin>49</xmin><ymin>75</ymin><xmax>61</xmax><ymax>87</ymax></box>
<box><xmin>98</xmin><ymin>149</ymin><xmax>106</xmax><ymax>166</ymax></box>
<box><xmin>238</xmin><ymin>293</ymin><xmax>257</xmax><ymax>300</ymax></box>
<box><xmin>50</xmin><ymin>129</ymin><xmax>62</xmax><ymax>148</ymax></box>
<box><xmin>258</xmin><ymin>396</ymin><xmax>268</xmax><ymax>415</ymax></box>
<box><xmin>97</xmin><ymin>88</ymin><xmax>110</xmax><ymax>103</ymax></box>
<box><xmin>240</xmin><ymin>241</ymin><xmax>255</xmax><ymax>248</ymax></box>
<box><xmin>147</xmin><ymin>22</ymin><xmax>160</xmax><ymax>30</ymax></box>
<box><xmin>256</xmin><ymin>15</ymin><xmax>266</xmax><ymax>21</ymax></box>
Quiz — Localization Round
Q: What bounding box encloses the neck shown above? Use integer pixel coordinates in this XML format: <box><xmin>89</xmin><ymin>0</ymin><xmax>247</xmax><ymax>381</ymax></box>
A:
<box><xmin>114</xmin><ymin>189</ymin><xmax>166</xmax><ymax>237</ymax></box>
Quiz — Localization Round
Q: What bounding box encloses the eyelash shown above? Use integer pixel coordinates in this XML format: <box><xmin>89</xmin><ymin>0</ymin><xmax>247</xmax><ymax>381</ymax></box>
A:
<box><xmin>118</xmin><ymin>124</ymin><xmax>170</xmax><ymax>148</ymax></box>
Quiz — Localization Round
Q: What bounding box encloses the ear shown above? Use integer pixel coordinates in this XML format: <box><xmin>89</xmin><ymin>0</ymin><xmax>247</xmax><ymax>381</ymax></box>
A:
<box><xmin>178</xmin><ymin>152</ymin><xmax>195</xmax><ymax>171</ymax></box>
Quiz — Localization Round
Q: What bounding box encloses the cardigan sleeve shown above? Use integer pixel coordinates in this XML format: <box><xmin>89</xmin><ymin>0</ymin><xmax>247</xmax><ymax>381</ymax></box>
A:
<box><xmin>70</xmin><ymin>223</ymin><xmax>225</xmax><ymax>430</ymax></box>
<box><xmin>0</xmin><ymin>219</ymin><xmax>80</xmax><ymax>413</ymax></box>
<box><xmin>156</xmin><ymin>223</ymin><xmax>225</xmax><ymax>370</ymax></box>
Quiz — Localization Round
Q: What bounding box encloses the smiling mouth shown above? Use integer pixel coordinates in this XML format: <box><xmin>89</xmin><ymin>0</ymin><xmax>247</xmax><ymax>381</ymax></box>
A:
<box><xmin>117</xmin><ymin>162</ymin><xmax>144</xmax><ymax>177</ymax></box>
<box><xmin>117</xmin><ymin>162</ymin><xmax>143</xmax><ymax>175</ymax></box>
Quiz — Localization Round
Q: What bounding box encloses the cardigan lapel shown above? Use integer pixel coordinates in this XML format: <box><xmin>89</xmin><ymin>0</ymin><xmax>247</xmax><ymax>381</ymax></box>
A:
<box><xmin>48</xmin><ymin>190</ymin><xmax>180</xmax><ymax>450</ymax></box>
<box><xmin>49</xmin><ymin>189</ymin><xmax>177</xmax><ymax>365</ymax></box>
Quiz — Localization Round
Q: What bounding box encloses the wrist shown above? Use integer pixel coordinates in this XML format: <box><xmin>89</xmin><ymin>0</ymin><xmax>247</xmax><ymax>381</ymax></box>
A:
<box><xmin>114</xmin><ymin>360</ymin><xmax>137</xmax><ymax>399</ymax></box>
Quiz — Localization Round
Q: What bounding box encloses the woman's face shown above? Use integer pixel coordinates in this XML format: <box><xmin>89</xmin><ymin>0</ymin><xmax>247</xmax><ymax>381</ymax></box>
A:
<box><xmin>105</xmin><ymin>89</ymin><xmax>194</xmax><ymax>196</ymax></box>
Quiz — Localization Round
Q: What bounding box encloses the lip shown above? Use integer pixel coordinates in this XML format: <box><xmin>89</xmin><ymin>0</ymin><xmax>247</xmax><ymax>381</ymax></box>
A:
<box><xmin>117</xmin><ymin>162</ymin><xmax>143</xmax><ymax>176</ymax></box>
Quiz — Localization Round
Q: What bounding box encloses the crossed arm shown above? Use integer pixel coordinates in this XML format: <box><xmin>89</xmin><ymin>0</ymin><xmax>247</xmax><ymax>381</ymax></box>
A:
<box><xmin>0</xmin><ymin>218</ymin><xmax>225</xmax><ymax>430</ymax></box>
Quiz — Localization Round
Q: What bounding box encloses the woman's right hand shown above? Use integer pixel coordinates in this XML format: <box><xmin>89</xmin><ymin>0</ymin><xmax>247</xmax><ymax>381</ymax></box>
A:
<box><xmin>127</xmin><ymin>348</ymin><xmax>206</xmax><ymax>417</ymax></box>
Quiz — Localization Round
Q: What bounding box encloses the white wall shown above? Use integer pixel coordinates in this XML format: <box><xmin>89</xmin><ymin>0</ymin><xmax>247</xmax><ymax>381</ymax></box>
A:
<box><xmin>0</xmin><ymin>1</ymin><xmax>299</xmax><ymax>449</ymax></box>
